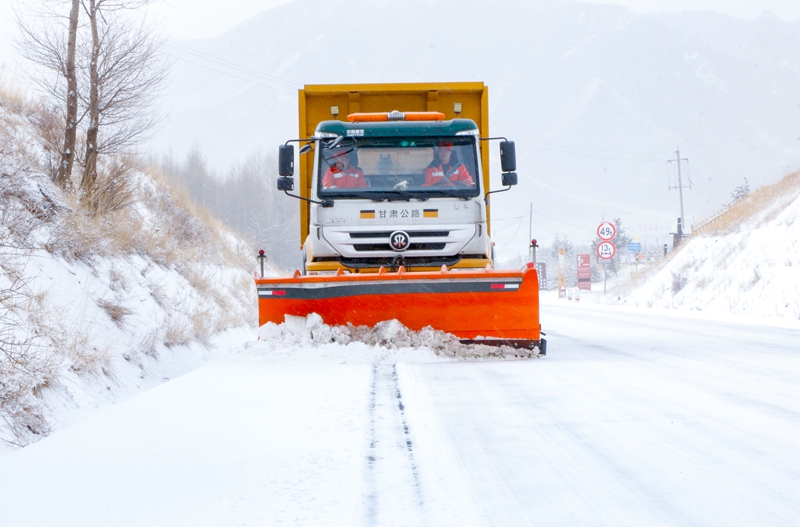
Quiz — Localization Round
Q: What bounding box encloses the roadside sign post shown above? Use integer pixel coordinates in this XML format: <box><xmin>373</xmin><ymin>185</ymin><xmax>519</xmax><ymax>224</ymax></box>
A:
<box><xmin>536</xmin><ymin>262</ymin><xmax>547</xmax><ymax>290</ymax></box>
<box><xmin>529</xmin><ymin>239</ymin><xmax>538</xmax><ymax>264</ymax></box>
<box><xmin>596</xmin><ymin>241</ymin><xmax>616</xmax><ymax>293</ymax></box>
<box><xmin>597</xmin><ymin>222</ymin><xmax>616</xmax><ymax>242</ymax></box>
<box><xmin>257</xmin><ymin>250</ymin><xmax>267</xmax><ymax>278</ymax></box>
<box><xmin>628</xmin><ymin>242</ymin><xmax>642</xmax><ymax>273</ymax></box>
<box><xmin>596</xmin><ymin>222</ymin><xmax>616</xmax><ymax>294</ymax></box>
<box><xmin>577</xmin><ymin>253</ymin><xmax>591</xmax><ymax>291</ymax></box>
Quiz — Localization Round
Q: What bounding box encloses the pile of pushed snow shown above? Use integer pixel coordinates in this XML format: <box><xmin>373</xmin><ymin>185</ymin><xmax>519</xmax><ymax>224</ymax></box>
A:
<box><xmin>622</xmin><ymin>173</ymin><xmax>800</xmax><ymax>318</ymax></box>
<box><xmin>239</xmin><ymin>314</ymin><xmax>542</xmax><ymax>364</ymax></box>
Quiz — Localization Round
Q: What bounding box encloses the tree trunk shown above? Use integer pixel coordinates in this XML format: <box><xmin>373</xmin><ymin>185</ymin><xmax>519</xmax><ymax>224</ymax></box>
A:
<box><xmin>81</xmin><ymin>0</ymin><xmax>100</xmax><ymax>201</ymax></box>
<box><xmin>56</xmin><ymin>0</ymin><xmax>80</xmax><ymax>189</ymax></box>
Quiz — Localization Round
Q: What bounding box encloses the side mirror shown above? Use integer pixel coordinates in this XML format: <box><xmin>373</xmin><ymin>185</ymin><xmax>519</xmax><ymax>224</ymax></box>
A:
<box><xmin>277</xmin><ymin>176</ymin><xmax>294</xmax><ymax>191</ymax></box>
<box><xmin>501</xmin><ymin>172</ymin><xmax>518</xmax><ymax>186</ymax></box>
<box><xmin>278</xmin><ymin>145</ymin><xmax>294</xmax><ymax>177</ymax></box>
<box><xmin>500</xmin><ymin>141</ymin><xmax>516</xmax><ymax>172</ymax></box>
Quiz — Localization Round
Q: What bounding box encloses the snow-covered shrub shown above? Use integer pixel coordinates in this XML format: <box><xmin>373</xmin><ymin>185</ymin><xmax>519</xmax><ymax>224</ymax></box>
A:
<box><xmin>65</xmin><ymin>337</ymin><xmax>113</xmax><ymax>379</ymax></box>
<box><xmin>730</xmin><ymin>177</ymin><xmax>750</xmax><ymax>203</ymax></box>
<box><xmin>0</xmin><ymin>356</ymin><xmax>55</xmax><ymax>445</ymax></box>
<box><xmin>82</xmin><ymin>155</ymin><xmax>139</xmax><ymax>216</ymax></box>
<box><xmin>163</xmin><ymin>314</ymin><xmax>193</xmax><ymax>349</ymax></box>
<box><xmin>95</xmin><ymin>297</ymin><xmax>133</xmax><ymax>327</ymax></box>
<box><xmin>136</xmin><ymin>329</ymin><xmax>160</xmax><ymax>359</ymax></box>
<box><xmin>671</xmin><ymin>271</ymin><xmax>688</xmax><ymax>293</ymax></box>
<box><xmin>0</xmin><ymin>260</ymin><xmax>59</xmax><ymax>446</ymax></box>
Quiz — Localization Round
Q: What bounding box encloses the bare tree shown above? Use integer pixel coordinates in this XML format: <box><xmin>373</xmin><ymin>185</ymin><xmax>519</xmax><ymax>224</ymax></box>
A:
<box><xmin>730</xmin><ymin>177</ymin><xmax>750</xmax><ymax>203</ymax></box>
<box><xmin>60</xmin><ymin>0</ymin><xmax>80</xmax><ymax>188</ymax></box>
<box><xmin>16</xmin><ymin>0</ymin><xmax>166</xmax><ymax>208</ymax></box>
<box><xmin>79</xmin><ymin>0</ymin><xmax>167</xmax><ymax>203</ymax></box>
<box><xmin>81</xmin><ymin>0</ymin><xmax>100</xmax><ymax>193</ymax></box>
<box><xmin>14</xmin><ymin>0</ymin><xmax>81</xmax><ymax>189</ymax></box>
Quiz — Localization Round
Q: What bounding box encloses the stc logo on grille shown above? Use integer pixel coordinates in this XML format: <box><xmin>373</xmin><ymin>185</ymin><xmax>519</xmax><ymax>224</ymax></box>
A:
<box><xmin>389</xmin><ymin>231</ymin><xmax>410</xmax><ymax>252</ymax></box>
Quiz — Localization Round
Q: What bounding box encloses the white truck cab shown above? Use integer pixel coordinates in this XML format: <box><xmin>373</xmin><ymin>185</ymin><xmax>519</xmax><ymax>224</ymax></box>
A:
<box><xmin>302</xmin><ymin>117</ymin><xmax>491</xmax><ymax>273</ymax></box>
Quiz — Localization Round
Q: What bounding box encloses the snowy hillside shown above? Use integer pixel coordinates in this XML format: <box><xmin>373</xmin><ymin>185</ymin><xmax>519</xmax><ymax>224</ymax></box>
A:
<box><xmin>0</xmin><ymin>91</ymin><xmax>258</xmax><ymax>449</ymax></box>
<box><xmin>152</xmin><ymin>0</ymin><xmax>800</xmax><ymax>252</ymax></box>
<box><xmin>608</xmin><ymin>170</ymin><xmax>800</xmax><ymax>318</ymax></box>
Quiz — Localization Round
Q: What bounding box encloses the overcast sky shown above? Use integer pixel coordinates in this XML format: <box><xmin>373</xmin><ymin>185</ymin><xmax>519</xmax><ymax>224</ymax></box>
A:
<box><xmin>146</xmin><ymin>0</ymin><xmax>800</xmax><ymax>40</ymax></box>
<box><xmin>2</xmin><ymin>0</ymin><xmax>799</xmax><ymax>81</ymax></box>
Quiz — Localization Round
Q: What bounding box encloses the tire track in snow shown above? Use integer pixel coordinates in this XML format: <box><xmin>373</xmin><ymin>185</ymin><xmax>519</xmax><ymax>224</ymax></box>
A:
<box><xmin>365</xmin><ymin>364</ymin><xmax>379</xmax><ymax>524</ymax></box>
<box><xmin>391</xmin><ymin>363</ymin><xmax>425</xmax><ymax>509</ymax></box>
<box><xmin>363</xmin><ymin>363</ymin><xmax>426</xmax><ymax>527</ymax></box>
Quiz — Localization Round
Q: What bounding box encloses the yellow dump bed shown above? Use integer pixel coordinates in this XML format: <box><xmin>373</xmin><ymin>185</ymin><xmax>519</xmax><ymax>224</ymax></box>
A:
<box><xmin>296</xmin><ymin>82</ymin><xmax>490</xmax><ymax>245</ymax></box>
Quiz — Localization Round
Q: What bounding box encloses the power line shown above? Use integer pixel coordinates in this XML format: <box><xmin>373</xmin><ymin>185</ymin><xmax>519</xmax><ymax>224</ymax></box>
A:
<box><xmin>495</xmin><ymin>209</ymin><xmax>593</xmax><ymax>234</ymax></box>
<box><xmin>521</xmin><ymin>146</ymin><xmax>669</xmax><ymax>162</ymax></box>
<box><xmin>165</xmin><ymin>41</ymin><xmax>300</xmax><ymax>91</ymax></box>
<box><xmin>162</xmin><ymin>53</ymin><xmax>296</xmax><ymax>95</ymax></box>
<box><xmin>515</xmin><ymin>139</ymin><xmax>672</xmax><ymax>162</ymax></box>
<box><xmin>529</xmin><ymin>207</ymin><xmax>595</xmax><ymax>233</ymax></box>
<box><xmin>519</xmin><ymin>139</ymin><xmax>670</xmax><ymax>155</ymax></box>
<box><xmin>492</xmin><ymin>214</ymin><xmax>528</xmax><ymax>222</ymax></box>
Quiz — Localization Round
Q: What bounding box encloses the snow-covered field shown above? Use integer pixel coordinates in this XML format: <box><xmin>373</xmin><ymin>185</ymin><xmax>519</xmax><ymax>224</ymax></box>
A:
<box><xmin>1</xmin><ymin>299</ymin><xmax>797</xmax><ymax>526</ymax></box>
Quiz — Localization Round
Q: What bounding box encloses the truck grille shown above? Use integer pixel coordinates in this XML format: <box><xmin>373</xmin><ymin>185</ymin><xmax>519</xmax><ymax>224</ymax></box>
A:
<box><xmin>340</xmin><ymin>256</ymin><xmax>464</xmax><ymax>268</ymax></box>
<box><xmin>349</xmin><ymin>231</ymin><xmax>450</xmax><ymax>239</ymax></box>
<box><xmin>353</xmin><ymin>243</ymin><xmax>446</xmax><ymax>252</ymax></box>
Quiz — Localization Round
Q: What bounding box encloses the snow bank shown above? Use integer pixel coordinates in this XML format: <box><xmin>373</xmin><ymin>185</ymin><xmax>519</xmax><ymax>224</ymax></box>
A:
<box><xmin>239</xmin><ymin>314</ymin><xmax>542</xmax><ymax>364</ymax></box>
<box><xmin>621</xmin><ymin>174</ymin><xmax>800</xmax><ymax>318</ymax></box>
<box><xmin>0</xmin><ymin>92</ymin><xmax>256</xmax><ymax>449</ymax></box>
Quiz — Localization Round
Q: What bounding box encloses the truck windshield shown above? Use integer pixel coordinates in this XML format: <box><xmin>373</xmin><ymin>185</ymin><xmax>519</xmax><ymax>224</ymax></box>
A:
<box><xmin>317</xmin><ymin>136</ymin><xmax>480</xmax><ymax>200</ymax></box>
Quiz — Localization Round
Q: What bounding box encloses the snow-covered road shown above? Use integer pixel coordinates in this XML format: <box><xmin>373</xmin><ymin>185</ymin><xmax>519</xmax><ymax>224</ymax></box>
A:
<box><xmin>1</xmin><ymin>301</ymin><xmax>798</xmax><ymax>526</ymax></box>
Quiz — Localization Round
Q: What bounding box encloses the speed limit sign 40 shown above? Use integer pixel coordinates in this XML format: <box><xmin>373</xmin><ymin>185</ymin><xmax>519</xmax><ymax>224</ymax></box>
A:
<box><xmin>597</xmin><ymin>241</ymin><xmax>616</xmax><ymax>260</ymax></box>
<box><xmin>597</xmin><ymin>222</ymin><xmax>616</xmax><ymax>240</ymax></box>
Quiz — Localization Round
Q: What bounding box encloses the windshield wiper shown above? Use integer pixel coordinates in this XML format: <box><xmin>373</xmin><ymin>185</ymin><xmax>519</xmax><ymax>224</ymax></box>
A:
<box><xmin>358</xmin><ymin>191</ymin><xmax>411</xmax><ymax>202</ymax></box>
<box><xmin>402</xmin><ymin>192</ymin><xmax>430</xmax><ymax>201</ymax></box>
<box><xmin>425</xmin><ymin>190</ymin><xmax>475</xmax><ymax>200</ymax></box>
<box><xmin>323</xmin><ymin>190</ymin><xmax>472</xmax><ymax>202</ymax></box>
<box><xmin>364</xmin><ymin>191</ymin><xmax>434</xmax><ymax>202</ymax></box>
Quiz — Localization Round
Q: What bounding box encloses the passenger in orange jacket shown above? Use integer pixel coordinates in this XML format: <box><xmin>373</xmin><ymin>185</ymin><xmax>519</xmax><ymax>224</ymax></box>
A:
<box><xmin>322</xmin><ymin>149</ymin><xmax>367</xmax><ymax>189</ymax></box>
<box><xmin>423</xmin><ymin>142</ymin><xmax>474</xmax><ymax>186</ymax></box>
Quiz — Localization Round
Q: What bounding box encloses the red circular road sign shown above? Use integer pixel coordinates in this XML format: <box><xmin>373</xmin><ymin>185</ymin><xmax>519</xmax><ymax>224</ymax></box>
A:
<box><xmin>596</xmin><ymin>241</ymin><xmax>616</xmax><ymax>260</ymax></box>
<box><xmin>597</xmin><ymin>222</ymin><xmax>616</xmax><ymax>241</ymax></box>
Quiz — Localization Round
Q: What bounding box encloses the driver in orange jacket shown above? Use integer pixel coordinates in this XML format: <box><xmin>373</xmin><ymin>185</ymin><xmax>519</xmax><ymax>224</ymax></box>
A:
<box><xmin>423</xmin><ymin>142</ymin><xmax>474</xmax><ymax>186</ymax></box>
<box><xmin>322</xmin><ymin>149</ymin><xmax>367</xmax><ymax>189</ymax></box>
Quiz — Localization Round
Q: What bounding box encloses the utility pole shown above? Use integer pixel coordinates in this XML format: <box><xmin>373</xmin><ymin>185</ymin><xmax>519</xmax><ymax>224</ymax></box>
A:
<box><xmin>528</xmin><ymin>203</ymin><xmax>535</xmax><ymax>263</ymax></box>
<box><xmin>528</xmin><ymin>203</ymin><xmax>532</xmax><ymax>249</ymax></box>
<box><xmin>668</xmin><ymin>148</ymin><xmax>690</xmax><ymax>229</ymax></box>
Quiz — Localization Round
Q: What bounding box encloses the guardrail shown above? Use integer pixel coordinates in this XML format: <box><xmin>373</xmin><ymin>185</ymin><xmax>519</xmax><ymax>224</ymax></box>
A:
<box><xmin>692</xmin><ymin>203</ymin><xmax>733</xmax><ymax>236</ymax></box>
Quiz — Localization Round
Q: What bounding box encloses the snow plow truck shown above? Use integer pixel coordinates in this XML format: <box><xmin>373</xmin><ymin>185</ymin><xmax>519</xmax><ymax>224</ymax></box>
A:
<box><xmin>255</xmin><ymin>82</ymin><xmax>545</xmax><ymax>354</ymax></box>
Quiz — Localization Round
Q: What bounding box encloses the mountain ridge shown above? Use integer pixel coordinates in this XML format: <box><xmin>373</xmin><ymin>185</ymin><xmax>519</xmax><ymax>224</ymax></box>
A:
<box><xmin>151</xmin><ymin>0</ymin><xmax>800</xmax><ymax>253</ymax></box>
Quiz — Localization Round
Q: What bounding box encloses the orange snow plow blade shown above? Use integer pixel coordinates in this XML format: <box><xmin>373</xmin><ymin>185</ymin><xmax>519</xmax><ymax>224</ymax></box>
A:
<box><xmin>255</xmin><ymin>264</ymin><xmax>544</xmax><ymax>353</ymax></box>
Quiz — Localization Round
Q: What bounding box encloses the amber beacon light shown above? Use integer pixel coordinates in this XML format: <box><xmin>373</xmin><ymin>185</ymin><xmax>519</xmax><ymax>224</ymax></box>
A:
<box><xmin>347</xmin><ymin>111</ymin><xmax>446</xmax><ymax>122</ymax></box>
